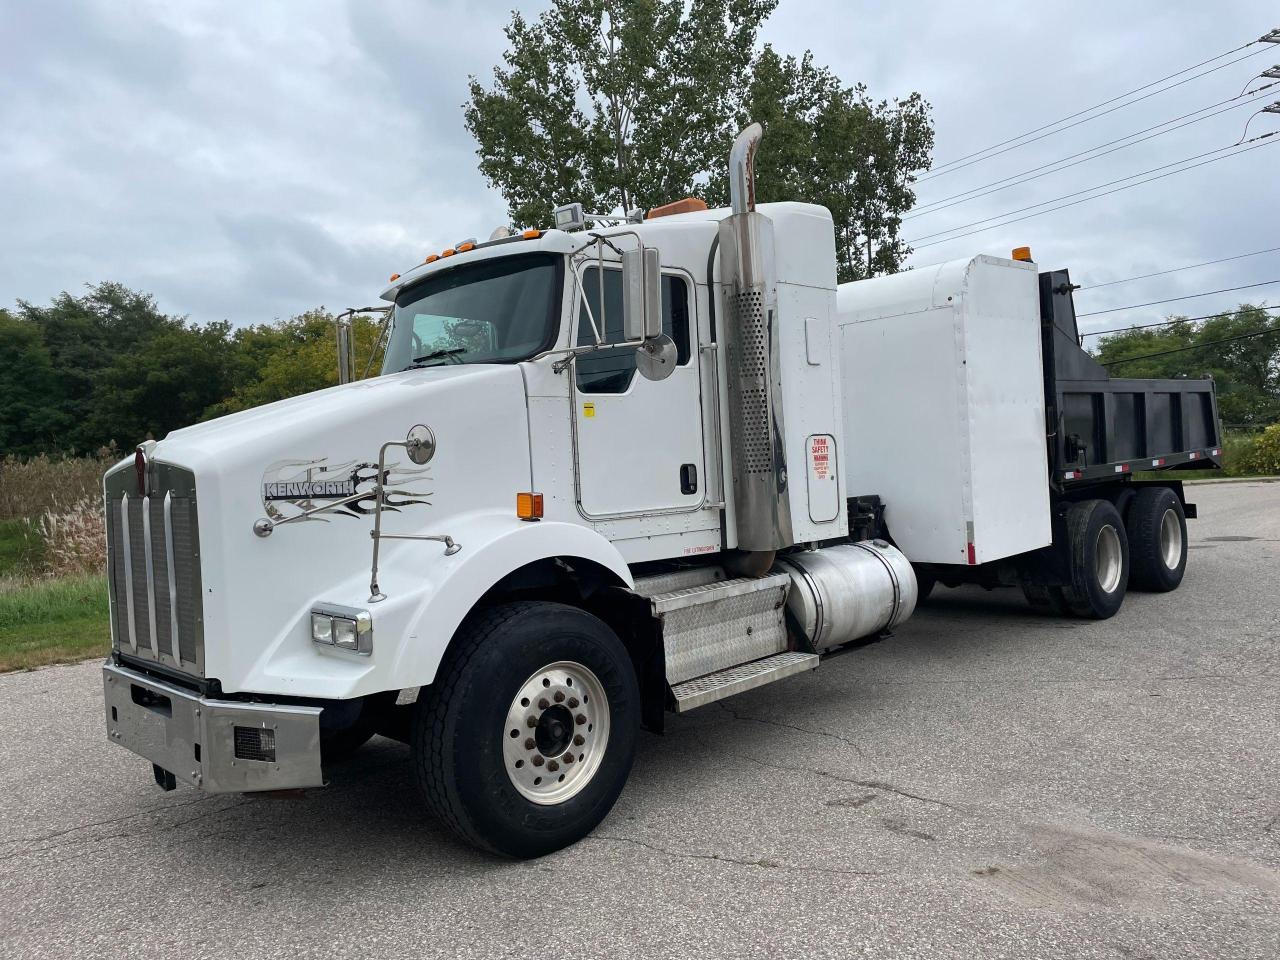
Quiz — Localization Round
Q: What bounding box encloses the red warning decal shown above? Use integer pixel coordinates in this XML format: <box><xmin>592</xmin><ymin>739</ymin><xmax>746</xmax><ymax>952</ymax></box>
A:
<box><xmin>810</xmin><ymin>435</ymin><xmax>831</xmax><ymax>481</ymax></box>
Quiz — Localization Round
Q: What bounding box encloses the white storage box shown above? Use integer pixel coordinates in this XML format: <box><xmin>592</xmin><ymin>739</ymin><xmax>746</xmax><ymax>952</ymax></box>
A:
<box><xmin>835</xmin><ymin>255</ymin><xmax>1051</xmax><ymax>566</ymax></box>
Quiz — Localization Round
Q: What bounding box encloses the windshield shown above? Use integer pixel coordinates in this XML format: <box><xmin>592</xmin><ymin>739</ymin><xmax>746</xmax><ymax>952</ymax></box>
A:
<box><xmin>383</xmin><ymin>252</ymin><xmax>562</xmax><ymax>372</ymax></box>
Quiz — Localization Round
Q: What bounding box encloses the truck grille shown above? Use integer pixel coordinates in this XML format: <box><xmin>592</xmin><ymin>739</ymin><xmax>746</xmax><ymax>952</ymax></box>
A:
<box><xmin>104</xmin><ymin>461</ymin><xmax>205</xmax><ymax>676</ymax></box>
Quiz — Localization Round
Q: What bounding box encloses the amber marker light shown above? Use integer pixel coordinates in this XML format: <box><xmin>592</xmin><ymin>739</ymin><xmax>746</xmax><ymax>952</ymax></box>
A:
<box><xmin>1012</xmin><ymin>246</ymin><xmax>1033</xmax><ymax>262</ymax></box>
<box><xmin>516</xmin><ymin>492</ymin><xmax>544</xmax><ymax>521</ymax></box>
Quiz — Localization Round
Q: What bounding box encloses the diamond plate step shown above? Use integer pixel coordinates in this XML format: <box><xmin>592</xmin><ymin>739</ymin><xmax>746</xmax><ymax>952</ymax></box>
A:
<box><xmin>670</xmin><ymin>652</ymin><xmax>819</xmax><ymax>712</ymax></box>
<box><xmin>648</xmin><ymin>573</ymin><xmax>790</xmax><ymax>685</ymax></box>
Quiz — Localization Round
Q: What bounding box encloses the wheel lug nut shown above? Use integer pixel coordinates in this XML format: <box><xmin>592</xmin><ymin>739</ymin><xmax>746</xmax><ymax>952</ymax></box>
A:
<box><xmin>538</xmin><ymin>698</ymin><xmax>550</xmax><ymax>710</ymax></box>
<box><xmin>547</xmin><ymin>760</ymin><xmax>559</xmax><ymax>772</ymax></box>
<box><xmin>554</xmin><ymin>691</ymin><xmax>565</xmax><ymax>703</ymax></box>
<box><xmin>532</xmin><ymin>755</ymin><xmax>544</xmax><ymax>767</ymax></box>
<box><xmin>526</xmin><ymin>716</ymin><xmax>538</xmax><ymax>728</ymax></box>
<box><xmin>563</xmin><ymin>753</ymin><xmax>575</xmax><ymax>764</ymax></box>
<box><xmin>567</xmin><ymin>697</ymin><xmax>579</xmax><ymax>708</ymax></box>
<box><xmin>573</xmin><ymin>734</ymin><xmax>585</xmax><ymax>746</ymax></box>
<box><xmin>524</xmin><ymin>738</ymin><xmax>536</xmax><ymax>750</ymax></box>
<box><xmin>575</xmin><ymin>714</ymin><xmax>586</xmax><ymax>725</ymax></box>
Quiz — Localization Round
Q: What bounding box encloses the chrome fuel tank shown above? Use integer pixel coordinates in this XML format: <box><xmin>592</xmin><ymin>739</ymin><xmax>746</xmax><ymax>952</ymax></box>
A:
<box><xmin>775</xmin><ymin>541</ymin><xmax>917</xmax><ymax>652</ymax></box>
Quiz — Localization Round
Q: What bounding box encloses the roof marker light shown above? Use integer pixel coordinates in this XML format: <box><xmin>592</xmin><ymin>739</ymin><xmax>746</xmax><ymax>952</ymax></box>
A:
<box><xmin>389</xmin><ymin>273</ymin><xmax>400</xmax><ymax>282</ymax></box>
<box><xmin>1011</xmin><ymin>246</ymin><xmax>1033</xmax><ymax>262</ymax></box>
<box><xmin>425</xmin><ymin>254</ymin><xmax>439</xmax><ymax>264</ymax></box>
<box><xmin>522</xmin><ymin>228</ymin><xmax>542</xmax><ymax>239</ymax></box>
<box><xmin>441</xmin><ymin>248</ymin><xmax>456</xmax><ymax>258</ymax></box>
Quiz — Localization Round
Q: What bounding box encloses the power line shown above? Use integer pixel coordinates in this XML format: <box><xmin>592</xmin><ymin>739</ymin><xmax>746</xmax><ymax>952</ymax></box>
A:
<box><xmin>906</xmin><ymin>84</ymin><xmax>1277</xmax><ymax>219</ymax></box>
<box><xmin>1081</xmin><ymin>246</ymin><xmax>1280</xmax><ymax>290</ymax></box>
<box><xmin>929</xmin><ymin>35</ymin><xmax>1264</xmax><ymax>172</ymax></box>
<box><xmin>1101</xmin><ymin>325</ymin><xmax>1280</xmax><ymax>366</ymax></box>
<box><xmin>1080</xmin><ymin>304</ymin><xmax>1280</xmax><ymax>338</ymax></box>
<box><xmin>906</xmin><ymin>138</ymin><xmax>1264</xmax><ymax>245</ymax></box>
<box><xmin>1078</xmin><ymin>279</ymin><xmax>1280</xmax><ymax>317</ymax></box>
<box><xmin>921</xmin><ymin>44</ymin><xmax>1271</xmax><ymax>181</ymax></box>
<box><xmin>907</xmin><ymin>135</ymin><xmax>1279</xmax><ymax>250</ymax></box>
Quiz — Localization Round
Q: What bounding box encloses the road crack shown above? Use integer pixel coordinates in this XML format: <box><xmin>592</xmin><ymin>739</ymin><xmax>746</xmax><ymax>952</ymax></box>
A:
<box><xmin>587</xmin><ymin>834</ymin><xmax>886</xmax><ymax>877</ymax></box>
<box><xmin>714</xmin><ymin>702</ymin><xmax>866</xmax><ymax>758</ymax></box>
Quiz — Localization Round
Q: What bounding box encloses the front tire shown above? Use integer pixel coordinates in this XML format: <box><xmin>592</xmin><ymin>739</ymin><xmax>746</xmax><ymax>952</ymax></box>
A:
<box><xmin>1126</xmin><ymin>486</ymin><xmax>1187</xmax><ymax>592</ymax></box>
<box><xmin>413</xmin><ymin>601</ymin><xmax>640</xmax><ymax>858</ymax></box>
<box><xmin>1059</xmin><ymin>499</ymin><xmax>1129</xmax><ymax>620</ymax></box>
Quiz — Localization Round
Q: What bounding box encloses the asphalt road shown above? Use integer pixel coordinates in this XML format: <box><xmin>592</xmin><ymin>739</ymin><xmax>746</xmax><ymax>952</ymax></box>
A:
<box><xmin>2</xmin><ymin>482</ymin><xmax>1277</xmax><ymax>960</ymax></box>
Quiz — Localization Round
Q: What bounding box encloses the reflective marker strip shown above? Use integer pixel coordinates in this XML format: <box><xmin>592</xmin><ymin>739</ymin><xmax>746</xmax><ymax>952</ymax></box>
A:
<box><xmin>1114</xmin><ymin>464</ymin><xmax>1130</xmax><ymax>473</ymax></box>
<box><xmin>1210</xmin><ymin>448</ymin><xmax>1221</xmax><ymax>456</ymax></box>
<box><xmin>1189</xmin><ymin>451</ymin><xmax>1200</xmax><ymax>460</ymax></box>
<box><xmin>966</xmin><ymin>542</ymin><xmax>977</xmax><ymax>565</ymax></box>
<box><xmin>1063</xmin><ymin>470</ymin><xmax>1079</xmax><ymax>480</ymax></box>
<box><xmin>1151</xmin><ymin>458</ymin><xmax>1165</xmax><ymax>467</ymax></box>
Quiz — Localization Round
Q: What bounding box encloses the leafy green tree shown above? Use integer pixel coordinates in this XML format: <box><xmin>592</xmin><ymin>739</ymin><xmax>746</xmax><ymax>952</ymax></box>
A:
<box><xmin>744</xmin><ymin>46</ymin><xmax>933</xmax><ymax>281</ymax></box>
<box><xmin>465</xmin><ymin>3</ymin><xmax>933</xmax><ymax>281</ymax></box>
<box><xmin>0</xmin><ymin>309</ymin><xmax>69</xmax><ymax>456</ymax></box>
<box><xmin>210</xmin><ymin>310</ymin><xmax>385</xmax><ymax>416</ymax></box>
<box><xmin>465</xmin><ymin>0</ymin><xmax>779</xmax><ymax>226</ymax></box>
<box><xmin>1092</xmin><ymin>304</ymin><xmax>1280</xmax><ymax>426</ymax></box>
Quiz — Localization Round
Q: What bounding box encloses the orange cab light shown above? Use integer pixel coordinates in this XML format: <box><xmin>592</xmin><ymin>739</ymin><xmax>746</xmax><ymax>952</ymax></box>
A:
<box><xmin>389</xmin><ymin>273</ymin><xmax>401</xmax><ymax>281</ymax></box>
<box><xmin>516</xmin><ymin>492</ymin><xmax>544</xmax><ymax>521</ymax></box>
<box><xmin>457</xmin><ymin>241</ymin><xmax>476</xmax><ymax>252</ymax></box>
<box><xmin>424</xmin><ymin>254</ymin><xmax>439</xmax><ymax>264</ymax></box>
<box><xmin>441</xmin><ymin>248</ymin><xmax>456</xmax><ymax>257</ymax></box>
<box><xmin>1011</xmin><ymin>246</ymin><xmax>1033</xmax><ymax>262</ymax></box>
<box><xmin>647</xmin><ymin>197</ymin><xmax>709</xmax><ymax>220</ymax></box>
<box><xmin>522</xmin><ymin>228</ymin><xmax>542</xmax><ymax>239</ymax></box>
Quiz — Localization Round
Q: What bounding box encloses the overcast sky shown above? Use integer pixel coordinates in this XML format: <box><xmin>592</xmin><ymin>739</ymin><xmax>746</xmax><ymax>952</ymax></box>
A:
<box><xmin>2</xmin><ymin>0</ymin><xmax>1276</xmax><ymax>337</ymax></box>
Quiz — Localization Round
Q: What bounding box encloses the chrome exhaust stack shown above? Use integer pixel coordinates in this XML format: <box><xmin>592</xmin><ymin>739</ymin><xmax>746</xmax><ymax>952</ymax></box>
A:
<box><xmin>719</xmin><ymin>123</ymin><xmax>793</xmax><ymax>561</ymax></box>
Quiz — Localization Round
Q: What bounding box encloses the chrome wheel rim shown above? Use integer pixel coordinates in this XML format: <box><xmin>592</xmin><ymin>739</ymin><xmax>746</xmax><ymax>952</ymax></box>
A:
<box><xmin>1095</xmin><ymin>525</ymin><xmax>1123</xmax><ymax>594</ymax></box>
<box><xmin>503</xmin><ymin>660</ymin><xmax>609</xmax><ymax>805</ymax></box>
<box><xmin>1159</xmin><ymin>508</ymin><xmax>1182</xmax><ymax>570</ymax></box>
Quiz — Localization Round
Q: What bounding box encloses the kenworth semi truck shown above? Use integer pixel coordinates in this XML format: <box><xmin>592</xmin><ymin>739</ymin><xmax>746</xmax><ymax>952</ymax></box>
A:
<box><xmin>102</xmin><ymin>124</ymin><xmax>1221</xmax><ymax>857</ymax></box>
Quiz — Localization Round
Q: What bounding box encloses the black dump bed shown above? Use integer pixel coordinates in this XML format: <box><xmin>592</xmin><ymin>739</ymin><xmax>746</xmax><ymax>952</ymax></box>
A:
<box><xmin>1038</xmin><ymin>269</ymin><xmax>1222</xmax><ymax>484</ymax></box>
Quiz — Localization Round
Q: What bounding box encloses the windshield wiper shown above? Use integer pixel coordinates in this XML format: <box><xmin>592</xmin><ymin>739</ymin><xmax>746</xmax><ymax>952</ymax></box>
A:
<box><xmin>405</xmin><ymin>347</ymin><xmax>467</xmax><ymax>369</ymax></box>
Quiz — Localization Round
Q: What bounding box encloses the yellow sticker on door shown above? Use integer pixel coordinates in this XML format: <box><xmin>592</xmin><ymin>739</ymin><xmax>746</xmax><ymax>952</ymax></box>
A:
<box><xmin>583</xmin><ymin>402</ymin><xmax>595</xmax><ymax>418</ymax></box>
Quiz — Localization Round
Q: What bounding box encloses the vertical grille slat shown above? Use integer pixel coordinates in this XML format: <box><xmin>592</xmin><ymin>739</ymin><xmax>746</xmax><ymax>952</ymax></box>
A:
<box><xmin>126</xmin><ymin>498</ymin><xmax>152</xmax><ymax>652</ymax></box>
<box><xmin>170</xmin><ymin>497</ymin><xmax>201</xmax><ymax>668</ymax></box>
<box><xmin>148</xmin><ymin>495</ymin><xmax>173</xmax><ymax>658</ymax></box>
<box><xmin>105</xmin><ymin>463</ymin><xmax>204</xmax><ymax>676</ymax></box>
<box><xmin>107</xmin><ymin>498</ymin><xmax>132</xmax><ymax>648</ymax></box>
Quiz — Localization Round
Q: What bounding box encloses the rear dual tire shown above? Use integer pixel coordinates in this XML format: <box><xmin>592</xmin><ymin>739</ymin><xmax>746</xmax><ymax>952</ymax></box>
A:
<box><xmin>1126</xmin><ymin>487</ymin><xmax>1187</xmax><ymax>592</ymax></box>
<box><xmin>1024</xmin><ymin>499</ymin><xmax>1129</xmax><ymax>620</ymax></box>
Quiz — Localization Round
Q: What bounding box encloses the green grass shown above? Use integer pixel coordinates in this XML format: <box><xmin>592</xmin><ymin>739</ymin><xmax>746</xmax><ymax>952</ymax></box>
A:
<box><xmin>0</xmin><ymin>574</ymin><xmax>110</xmax><ymax>672</ymax></box>
<box><xmin>0</xmin><ymin>519</ymin><xmax>44</xmax><ymax>578</ymax></box>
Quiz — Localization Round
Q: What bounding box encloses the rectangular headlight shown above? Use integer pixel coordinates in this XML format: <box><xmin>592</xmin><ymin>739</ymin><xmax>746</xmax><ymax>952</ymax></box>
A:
<box><xmin>310</xmin><ymin>604</ymin><xmax>372</xmax><ymax>655</ymax></box>
<box><xmin>310</xmin><ymin>613</ymin><xmax>334</xmax><ymax>644</ymax></box>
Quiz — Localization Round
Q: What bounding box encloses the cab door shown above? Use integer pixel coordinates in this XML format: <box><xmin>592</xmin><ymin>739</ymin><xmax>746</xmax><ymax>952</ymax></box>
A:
<box><xmin>571</xmin><ymin>265</ymin><xmax>706</xmax><ymax>518</ymax></box>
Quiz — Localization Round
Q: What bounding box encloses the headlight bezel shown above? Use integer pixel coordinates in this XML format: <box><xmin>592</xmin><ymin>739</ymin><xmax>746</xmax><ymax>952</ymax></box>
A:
<box><xmin>309</xmin><ymin>603</ymin><xmax>373</xmax><ymax>656</ymax></box>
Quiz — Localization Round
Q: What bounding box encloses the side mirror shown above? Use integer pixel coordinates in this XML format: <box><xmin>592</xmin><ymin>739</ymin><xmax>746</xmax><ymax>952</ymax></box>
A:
<box><xmin>621</xmin><ymin>246</ymin><xmax>662</xmax><ymax>342</ymax></box>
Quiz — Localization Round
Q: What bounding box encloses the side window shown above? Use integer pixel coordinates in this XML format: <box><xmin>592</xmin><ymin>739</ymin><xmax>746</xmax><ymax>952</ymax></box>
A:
<box><xmin>575</xmin><ymin>268</ymin><xmax>691</xmax><ymax>394</ymax></box>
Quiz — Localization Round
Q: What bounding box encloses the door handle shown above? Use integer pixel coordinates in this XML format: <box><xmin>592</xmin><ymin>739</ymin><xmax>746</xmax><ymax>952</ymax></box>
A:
<box><xmin>680</xmin><ymin>463</ymin><xmax>698</xmax><ymax>495</ymax></box>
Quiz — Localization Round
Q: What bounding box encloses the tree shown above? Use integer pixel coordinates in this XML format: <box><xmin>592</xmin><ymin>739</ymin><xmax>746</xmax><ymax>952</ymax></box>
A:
<box><xmin>465</xmin><ymin>0</ymin><xmax>778</xmax><ymax>227</ymax></box>
<box><xmin>1091</xmin><ymin>304</ymin><xmax>1280</xmax><ymax>426</ymax></box>
<box><xmin>209</xmin><ymin>310</ymin><xmax>385</xmax><ymax>416</ymax></box>
<box><xmin>465</xmin><ymin>3</ymin><xmax>933</xmax><ymax>281</ymax></box>
<box><xmin>0</xmin><ymin>309</ymin><xmax>68</xmax><ymax>456</ymax></box>
<box><xmin>744</xmin><ymin>47</ymin><xmax>933</xmax><ymax>281</ymax></box>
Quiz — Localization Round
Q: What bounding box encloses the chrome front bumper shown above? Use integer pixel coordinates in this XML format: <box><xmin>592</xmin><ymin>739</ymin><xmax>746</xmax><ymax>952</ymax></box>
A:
<box><xmin>103</xmin><ymin>661</ymin><xmax>324</xmax><ymax>793</ymax></box>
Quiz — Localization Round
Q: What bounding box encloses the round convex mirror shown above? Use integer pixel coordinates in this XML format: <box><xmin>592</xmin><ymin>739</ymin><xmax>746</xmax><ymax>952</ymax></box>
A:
<box><xmin>635</xmin><ymin>334</ymin><xmax>677</xmax><ymax>382</ymax></box>
<box><xmin>405</xmin><ymin>424</ymin><xmax>437</xmax><ymax>464</ymax></box>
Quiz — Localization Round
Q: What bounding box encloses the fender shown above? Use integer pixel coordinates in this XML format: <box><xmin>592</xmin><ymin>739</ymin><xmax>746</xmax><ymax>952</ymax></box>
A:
<box><xmin>389</xmin><ymin>511</ymin><xmax>634</xmax><ymax>688</ymax></box>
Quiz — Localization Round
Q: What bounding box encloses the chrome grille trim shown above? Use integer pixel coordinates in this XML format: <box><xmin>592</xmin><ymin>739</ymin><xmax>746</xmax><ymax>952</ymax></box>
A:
<box><xmin>105</xmin><ymin>462</ymin><xmax>205</xmax><ymax>677</ymax></box>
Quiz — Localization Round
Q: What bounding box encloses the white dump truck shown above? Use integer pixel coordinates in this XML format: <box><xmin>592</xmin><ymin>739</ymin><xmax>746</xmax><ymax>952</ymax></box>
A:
<box><xmin>102</xmin><ymin>125</ymin><xmax>1221</xmax><ymax>857</ymax></box>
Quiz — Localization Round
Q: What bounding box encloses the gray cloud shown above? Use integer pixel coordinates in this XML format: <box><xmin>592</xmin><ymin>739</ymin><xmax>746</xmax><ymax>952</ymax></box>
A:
<box><xmin>2</xmin><ymin>0</ymin><xmax>1276</xmax><ymax>335</ymax></box>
